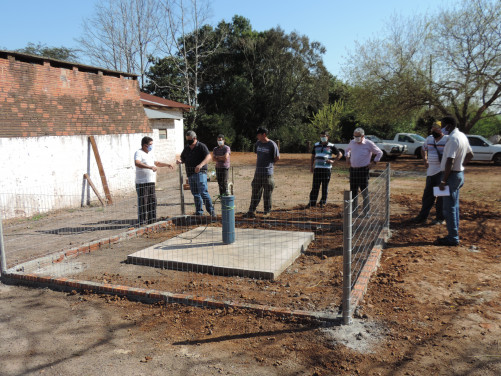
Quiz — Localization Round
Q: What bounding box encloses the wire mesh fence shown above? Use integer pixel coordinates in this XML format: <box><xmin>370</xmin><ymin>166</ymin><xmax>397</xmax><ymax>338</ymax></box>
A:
<box><xmin>0</xmin><ymin>161</ymin><xmax>390</xmax><ymax>323</ymax></box>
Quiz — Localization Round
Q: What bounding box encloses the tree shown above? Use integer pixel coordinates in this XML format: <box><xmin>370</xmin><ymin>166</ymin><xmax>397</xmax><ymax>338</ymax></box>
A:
<box><xmin>16</xmin><ymin>42</ymin><xmax>79</xmax><ymax>62</ymax></box>
<box><xmin>345</xmin><ymin>0</ymin><xmax>501</xmax><ymax>133</ymax></box>
<box><xmin>154</xmin><ymin>0</ymin><xmax>219</xmax><ymax>125</ymax></box>
<box><xmin>78</xmin><ymin>0</ymin><xmax>160</xmax><ymax>87</ymax></box>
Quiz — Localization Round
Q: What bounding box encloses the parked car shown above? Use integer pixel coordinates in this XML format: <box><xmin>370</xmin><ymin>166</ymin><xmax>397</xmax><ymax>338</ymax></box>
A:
<box><xmin>467</xmin><ymin>135</ymin><xmax>501</xmax><ymax>165</ymax></box>
<box><xmin>364</xmin><ymin>135</ymin><xmax>407</xmax><ymax>160</ymax></box>
<box><xmin>385</xmin><ymin>133</ymin><xmax>426</xmax><ymax>158</ymax></box>
<box><xmin>333</xmin><ymin>135</ymin><xmax>406</xmax><ymax>161</ymax></box>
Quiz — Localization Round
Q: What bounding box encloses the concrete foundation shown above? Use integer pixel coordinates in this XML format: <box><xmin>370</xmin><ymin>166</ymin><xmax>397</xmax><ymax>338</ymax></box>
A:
<box><xmin>127</xmin><ymin>226</ymin><xmax>314</xmax><ymax>280</ymax></box>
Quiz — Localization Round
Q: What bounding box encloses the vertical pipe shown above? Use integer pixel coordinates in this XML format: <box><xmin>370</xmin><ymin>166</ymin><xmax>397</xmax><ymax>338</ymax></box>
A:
<box><xmin>0</xmin><ymin>217</ymin><xmax>7</xmax><ymax>276</ymax></box>
<box><xmin>342</xmin><ymin>190</ymin><xmax>353</xmax><ymax>325</ymax></box>
<box><xmin>178</xmin><ymin>164</ymin><xmax>185</xmax><ymax>215</ymax></box>
<box><xmin>385</xmin><ymin>163</ymin><xmax>391</xmax><ymax>234</ymax></box>
<box><xmin>221</xmin><ymin>195</ymin><xmax>235</xmax><ymax>244</ymax></box>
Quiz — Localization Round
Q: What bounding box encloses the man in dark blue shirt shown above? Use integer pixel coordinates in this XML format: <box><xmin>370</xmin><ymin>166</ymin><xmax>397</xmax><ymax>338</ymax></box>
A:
<box><xmin>177</xmin><ymin>130</ymin><xmax>215</xmax><ymax>216</ymax></box>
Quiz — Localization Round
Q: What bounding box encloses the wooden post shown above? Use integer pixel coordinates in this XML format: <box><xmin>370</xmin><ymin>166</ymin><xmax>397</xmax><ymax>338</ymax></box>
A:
<box><xmin>88</xmin><ymin>136</ymin><xmax>113</xmax><ymax>205</ymax></box>
<box><xmin>83</xmin><ymin>174</ymin><xmax>106</xmax><ymax>206</ymax></box>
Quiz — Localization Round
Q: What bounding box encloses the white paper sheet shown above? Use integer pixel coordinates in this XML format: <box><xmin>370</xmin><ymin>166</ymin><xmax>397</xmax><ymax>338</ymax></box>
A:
<box><xmin>433</xmin><ymin>185</ymin><xmax>450</xmax><ymax>196</ymax></box>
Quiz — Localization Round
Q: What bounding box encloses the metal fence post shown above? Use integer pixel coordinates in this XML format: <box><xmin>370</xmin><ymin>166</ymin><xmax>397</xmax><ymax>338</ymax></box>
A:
<box><xmin>178</xmin><ymin>164</ymin><xmax>185</xmax><ymax>215</ymax></box>
<box><xmin>385</xmin><ymin>163</ymin><xmax>391</xmax><ymax>233</ymax></box>
<box><xmin>342</xmin><ymin>190</ymin><xmax>353</xmax><ymax>325</ymax></box>
<box><xmin>0</xmin><ymin>216</ymin><xmax>6</xmax><ymax>276</ymax></box>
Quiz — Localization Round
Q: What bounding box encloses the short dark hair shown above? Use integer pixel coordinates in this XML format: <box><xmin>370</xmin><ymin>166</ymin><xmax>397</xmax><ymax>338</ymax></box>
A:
<box><xmin>441</xmin><ymin>116</ymin><xmax>457</xmax><ymax>129</ymax></box>
<box><xmin>320</xmin><ymin>130</ymin><xmax>329</xmax><ymax>136</ymax></box>
<box><xmin>186</xmin><ymin>130</ymin><xmax>197</xmax><ymax>138</ymax></box>
<box><xmin>141</xmin><ymin>136</ymin><xmax>153</xmax><ymax>146</ymax></box>
<box><xmin>257</xmin><ymin>127</ymin><xmax>268</xmax><ymax>135</ymax></box>
<box><xmin>217</xmin><ymin>134</ymin><xmax>225</xmax><ymax>139</ymax></box>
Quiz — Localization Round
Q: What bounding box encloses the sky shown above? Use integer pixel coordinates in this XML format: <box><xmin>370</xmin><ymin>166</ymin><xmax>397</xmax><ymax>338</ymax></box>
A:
<box><xmin>0</xmin><ymin>0</ymin><xmax>452</xmax><ymax>78</ymax></box>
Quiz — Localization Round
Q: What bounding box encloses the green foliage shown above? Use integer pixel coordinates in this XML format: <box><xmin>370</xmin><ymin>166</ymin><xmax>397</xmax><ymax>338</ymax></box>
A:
<box><xmin>309</xmin><ymin>101</ymin><xmax>344</xmax><ymax>141</ymax></box>
<box><xmin>16</xmin><ymin>42</ymin><xmax>79</xmax><ymax>62</ymax></box>
<box><xmin>143</xmin><ymin>56</ymin><xmax>186</xmax><ymax>103</ymax></box>
<box><xmin>469</xmin><ymin>115</ymin><xmax>501</xmax><ymax>137</ymax></box>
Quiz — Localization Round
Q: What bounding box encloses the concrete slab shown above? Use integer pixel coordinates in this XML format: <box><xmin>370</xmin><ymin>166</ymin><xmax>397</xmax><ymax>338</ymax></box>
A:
<box><xmin>127</xmin><ymin>227</ymin><xmax>314</xmax><ymax>280</ymax></box>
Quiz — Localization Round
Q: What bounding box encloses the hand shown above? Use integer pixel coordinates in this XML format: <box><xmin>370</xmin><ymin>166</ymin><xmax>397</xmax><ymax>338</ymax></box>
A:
<box><xmin>167</xmin><ymin>164</ymin><xmax>174</xmax><ymax>170</ymax></box>
<box><xmin>176</xmin><ymin>159</ymin><xmax>182</xmax><ymax>165</ymax></box>
<box><xmin>151</xmin><ymin>166</ymin><xmax>158</xmax><ymax>172</ymax></box>
<box><xmin>424</xmin><ymin>161</ymin><xmax>429</xmax><ymax>168</ymax></box>
<box><xmin>310</xmin><ymin>166</ymin><xmax>314</xmax><ymax>173</ymax></box>
<box><xmin>195</xmin><ymin>165</ymin><xmax>201</xmax><ymax>173</ymax></box>
<box><xmin>439</xmin><ymin>181</ymin><xmax>446</xmax><ymax>190</ymax></box>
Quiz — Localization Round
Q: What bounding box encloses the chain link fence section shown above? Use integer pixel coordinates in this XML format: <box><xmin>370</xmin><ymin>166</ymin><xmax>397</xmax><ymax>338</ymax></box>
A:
<box><xmin>0</xmin><ymin>162</ymin><xmax>391</xmax><ymax>323</ymax></box>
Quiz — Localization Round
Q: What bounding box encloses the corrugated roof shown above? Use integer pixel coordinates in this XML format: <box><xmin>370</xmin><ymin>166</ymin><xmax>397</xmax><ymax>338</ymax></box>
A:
<box><xmin>139</xmin><ymin>92</ymin><xmax>192</xmax><ymax>111</ymax></box>
<box><xmin>144</xmin><ymin>108</ymin><xmax>182</xmax><ymax>120</ymax></box>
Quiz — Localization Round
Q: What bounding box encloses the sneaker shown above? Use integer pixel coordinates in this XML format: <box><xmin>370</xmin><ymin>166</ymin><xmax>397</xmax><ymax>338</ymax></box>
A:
<box><xmin>319</xmin><ymin>202</ymin><xmax>325</xmax><ymax>208</ymax></box>
<box><xmin>431</xmin><ymin>219</ymin><xmax>445</xmax><ymax>225</ymax></box>
<box><xmin>434</xmin><ymin>236</ymin><xmax>459</xmax><ymax>246</ymax></box>
<box><xmin>243</xmin><ymin>211</ymin><xmax>256</xmax><ymax>219</ymax></box>
<box><xmin>262</xmin><ymin>212</ymin><xmax>271</xmax><ymax>218</ymax></box>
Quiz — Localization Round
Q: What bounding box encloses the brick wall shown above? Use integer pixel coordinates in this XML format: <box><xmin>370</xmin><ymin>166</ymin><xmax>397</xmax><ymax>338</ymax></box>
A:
<box><xmin>0</xmin><ymin>52</ymin><xmax>150</xmax><ymax>138</ymax></box>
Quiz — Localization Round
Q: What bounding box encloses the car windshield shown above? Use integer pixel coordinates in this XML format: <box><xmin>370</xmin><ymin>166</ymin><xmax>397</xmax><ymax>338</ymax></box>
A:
<box><xmin>367</xmin><ymin>135</ymin><xmax>382</xmax><ymax>142</ymax></box>
<box><xmin>410</xmin><ymin>134</ymin><xmax>426</xmax><ymax>142</ymax></box>
<box><xmin>474</xmin><ymin>135</ymin><xmax>493</xmax><ymax>145</ymax></box>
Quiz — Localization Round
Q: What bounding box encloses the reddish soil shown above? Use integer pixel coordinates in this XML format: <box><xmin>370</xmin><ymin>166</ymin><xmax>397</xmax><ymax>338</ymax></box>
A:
<box><xmin>2</xmin><ymin>153</ymin><xmax>500</xmax><ymax>375</ymax></box>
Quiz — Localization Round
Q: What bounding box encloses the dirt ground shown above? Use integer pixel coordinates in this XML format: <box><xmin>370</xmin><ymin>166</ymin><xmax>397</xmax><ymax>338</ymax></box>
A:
<box><xmin>1</xmin><ymin>153</ymin><xmax>500</xmax><ymax>375</ymax></box>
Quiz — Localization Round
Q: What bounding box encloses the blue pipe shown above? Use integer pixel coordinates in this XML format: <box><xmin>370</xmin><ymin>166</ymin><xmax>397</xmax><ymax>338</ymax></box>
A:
<box><xmin>221</xmin><ymin>195</ymin><xmax>235</xmax><ymax>244</ymax></box>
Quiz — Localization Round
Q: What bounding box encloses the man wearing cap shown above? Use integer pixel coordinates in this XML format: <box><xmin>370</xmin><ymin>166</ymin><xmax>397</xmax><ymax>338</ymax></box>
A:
<box><xmin>434</xmin><ymin>116</ymin><xmax>474</xmax><ymax>246</ymax></box>
<box><xmin>345</xmin><ymin>127</ymin><xmax>383</xmax><ymax>217</ymax></box>
<box><xmin>307</xmin><ymin>130</ymin><xmax>342</xmax><ymax>207</ymax></box>
<box><xmin>413</xmin><ymin>122</ymin><xmax>448</xmax><ymax>225</ymax></box>
<box><xmin>176</xmin><ymin>130</ymin><xmax>215</xmax><ymax>216</ymax></box>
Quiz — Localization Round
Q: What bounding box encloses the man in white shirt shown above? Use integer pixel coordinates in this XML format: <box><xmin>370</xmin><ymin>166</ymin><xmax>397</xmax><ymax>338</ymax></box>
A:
<box><xmin>345</xmin><ymin>127</ymin><xmax>383</xmax><ymax>217</ymax></box>
<box><xmin>413</xmin><ymin>122</ymin><xmax>448</xmax><ymax>225</ymax></box>
<box><xmin>134</xmin><ymin>136</ymin><xmax>173</xmax><ymax>225</ymax></box>
<box><xmin>435</xmin><ymin>117</ymin><xmax>474</xmax><ymax>246</ymax></box>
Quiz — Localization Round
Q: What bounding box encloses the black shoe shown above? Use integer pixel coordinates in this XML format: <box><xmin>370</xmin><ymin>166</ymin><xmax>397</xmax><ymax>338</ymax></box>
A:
<box><xmin>306</xmin><ymin>203</ymin><xmax>316</xmax><ymax>208</ymax></box>
<box><xmin>243</xmin><ymin>211</ymin><xmax>256</xmax><ymax>219</ymax></box>
<box><xmin>412</xmin><ymin>216</ymin><xmax>427</xmax><ymax>224</ymax></box>
<box><xmin>319</xmin><ymin>202</ymin><xmax>325</xmax><ymax>208</ymax></box>
<box><xmin>434</xmin><ymin>237</ymin><xmax>459</xmax><ymax>246</ymax></box>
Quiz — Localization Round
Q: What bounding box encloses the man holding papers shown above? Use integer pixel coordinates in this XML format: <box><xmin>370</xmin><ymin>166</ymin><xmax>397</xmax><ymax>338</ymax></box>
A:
<box><xmin>435</xmin><ymin>117</ymin><xmax>474</xmax><ymax>246</ymax></box>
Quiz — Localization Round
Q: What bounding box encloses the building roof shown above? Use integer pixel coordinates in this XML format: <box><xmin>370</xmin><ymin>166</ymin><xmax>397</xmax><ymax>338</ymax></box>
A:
<box><xmin>0</xmin><ymin>49</ymin><xmax>138</xmax><ymax>79</ymax></box>
<box><xmin>139</xmin><ymin>92</ymin><xmax>192</xmax><ymax>111</ymax></box>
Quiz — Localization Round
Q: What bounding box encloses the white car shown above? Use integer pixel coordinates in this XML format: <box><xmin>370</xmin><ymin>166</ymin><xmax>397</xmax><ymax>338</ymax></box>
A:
<box><xmin>467</xmin><ymin>135</ymin><xmax>501</xmax><ymax>165</ymax></box>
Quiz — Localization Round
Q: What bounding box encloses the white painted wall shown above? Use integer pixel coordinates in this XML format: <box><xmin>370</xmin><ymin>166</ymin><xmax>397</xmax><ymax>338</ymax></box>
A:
<box><xmin>0</xmin><ymin>126</ymin><xmax>183</xmax><ymax>219</ymax></box>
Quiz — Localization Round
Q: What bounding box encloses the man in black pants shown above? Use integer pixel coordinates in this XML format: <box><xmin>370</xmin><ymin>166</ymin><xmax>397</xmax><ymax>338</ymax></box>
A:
<box><xmin>345</xmin><ymin>128</ymin><xmax>383</xmax><ymax>216</ymax></box>
<box><xmin>308</xmin><ymin>130</ymin><xmax>342</xmax><ymax>207</ymax></box>
<box><xmin>134</xmin><ymin>136</ymin><xmax>173</xmax><ymax>225</ymax></box>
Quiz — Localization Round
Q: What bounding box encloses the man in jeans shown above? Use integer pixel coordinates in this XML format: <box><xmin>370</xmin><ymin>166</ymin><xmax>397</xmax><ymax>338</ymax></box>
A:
<box><xmin>244</xmin><ymin>128</ymin><xmax>280</xmax><ymax>218</ymax></box>
<box><xmin>413</xmin><ymin>122</ymin><xmax>448</xmax><ymax>225</ymax></box>
<box><xmin>176</xmin><ymin>130</ymin><xmax>215</xmax><ymax>216</ymax></box>
<box><xmin>435</xmin><ymin>116</ymin><xmax>473</xmax><ymax>246</ymax></box>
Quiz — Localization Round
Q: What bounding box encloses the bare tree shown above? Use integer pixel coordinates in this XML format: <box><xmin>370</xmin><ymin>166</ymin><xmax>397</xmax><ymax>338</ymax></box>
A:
<box><xmin>155</xmin><ymin>0</ymin><xmax>222</xmax><ymax>125</ymax></box>
<box><xmin>77</xmin><ymin>0</ymin><xmax>160</xmax><ymax>87</ymax></box>
<box><xmin>345</xmin><ymin>0</ymin><xmax>501</xmax><ymax>132</ymax></box>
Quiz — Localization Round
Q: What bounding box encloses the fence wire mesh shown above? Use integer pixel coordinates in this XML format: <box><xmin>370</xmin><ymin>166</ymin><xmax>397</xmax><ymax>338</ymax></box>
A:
<box><xmin>0</xmin><ymin>161</ymin><xmax>390</xmax><ymax>321</ymax></box>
